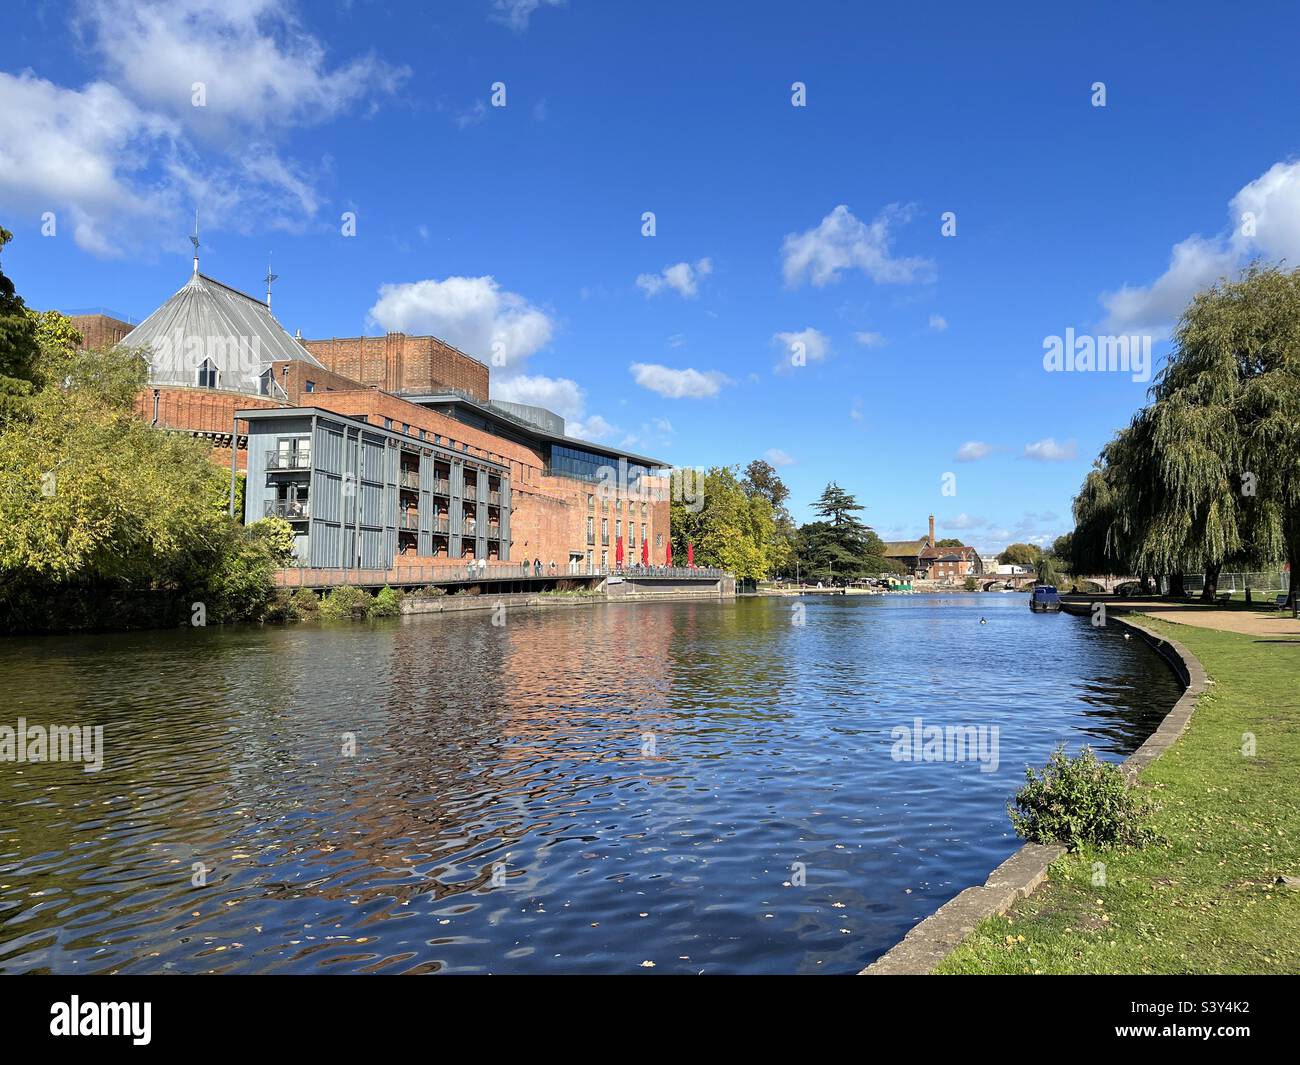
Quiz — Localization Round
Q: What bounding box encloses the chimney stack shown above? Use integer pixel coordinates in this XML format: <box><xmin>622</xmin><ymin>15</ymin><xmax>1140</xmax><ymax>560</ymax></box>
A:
<box><xmin>929</xmin><ymin>514</ymin><xmax>936</xmax><ymax>546</ymax></box>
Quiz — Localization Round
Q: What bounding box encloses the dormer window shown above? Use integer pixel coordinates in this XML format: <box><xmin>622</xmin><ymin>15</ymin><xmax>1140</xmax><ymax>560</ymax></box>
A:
<box><xmin>197</xmin><ymin>358</ymin><xmax>219</xmax><ymax>389</ymax></box>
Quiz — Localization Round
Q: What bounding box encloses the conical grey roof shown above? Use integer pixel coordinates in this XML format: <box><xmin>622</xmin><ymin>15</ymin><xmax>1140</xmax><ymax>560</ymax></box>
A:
<box><xmin>122</xmin><ymin>272</ymin><xmax>323</xmax><ymax>396</ymax></box>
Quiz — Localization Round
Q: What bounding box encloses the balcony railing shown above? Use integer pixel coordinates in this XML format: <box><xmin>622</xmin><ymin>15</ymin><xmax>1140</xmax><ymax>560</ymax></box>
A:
<box><xmin>399</xmin><ymin>470</ymin><xmax>420</xmax><ymax>489</ymax></box>
<box><xmin>266</xmin><ymin>451</ymin><xmax>310</xmax><ymax>470</ymax></box>
<box><xmin>432</xmin><ymin>518</ymin><xmax>449</xmax><ymax>534</ymax></box>
<box><xmin>265</xmin><ymin>499</ymin><xmax>309</xmax><ymax>520</ymax></box>
<box><xmin>431</xmin><ymin>478</ymin><xmax>450</xmax><ymax>495</ymax></box>
<box><xmin>399</xmin><ymin>513</ymin><xmax>419</xmax><ymax>530</ymax></box>
<box><xmin>487</xmin><ymin>526</ymin><xmax>501</xmax><ymax>539</ymax></box>
<box><xmin>586</xmin><ymin>532</ymin><xmax>595</xmax><ymax>545</ymax></box>
<box><xmin>488</xmin><ymin>491</ymin><xmax>501</xmax><ymax>506</ymax></box>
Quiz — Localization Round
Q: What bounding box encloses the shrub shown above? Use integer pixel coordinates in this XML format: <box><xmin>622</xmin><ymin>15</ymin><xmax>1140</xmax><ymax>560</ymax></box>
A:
<box><xmin>963</xmin><ymin>576</ymin><xmax>979</xmax><ymax>592</ymax></box>
<box><xmin>1009</xmin><ymin>744</ymin><xmax>1158</xmax><ymax>850</ymax></box>
<box><xmin>319</xmin><ymin>584</ymin><xmax>372</xmax><ymax>620</ymax></box>
<box><xmin>371</xmin><ymin>585</ymin><xmax>403</xmax><ymax>617</ymax></box>
<box><xmin>290</xmin><ymin>587</ymin><xmax>320</xmax><ymax>615</ymax></box>
<box><xmin>410</xmin><ymin>585</ymin><xmax>446</xmax><ymax>598</ymax></box>
<box><xmin>262</xmin><ymin>588</ymin><xmax>299</xmax><ymax>624</ymax></box>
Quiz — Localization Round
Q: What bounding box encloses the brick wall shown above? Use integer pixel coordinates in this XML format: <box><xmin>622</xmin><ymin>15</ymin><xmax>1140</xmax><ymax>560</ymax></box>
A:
<box><xmin>132</xmin><ymin>380</ymin><xmax>673</xmax><ymax>568</ymax></box>
<box><xmin>133</xmin><ymin>386</ymin><xmax>283</xmax><ymax>472</ymax></box>
<box><xmin>70</xmin><ymin>314</ymin><xmax>133</xmax><ymax>350</ymax></box>
<box><xmin>302</xmin><ymin>333</ymin><xmax>491</xmax><ymax>400</ymax></box>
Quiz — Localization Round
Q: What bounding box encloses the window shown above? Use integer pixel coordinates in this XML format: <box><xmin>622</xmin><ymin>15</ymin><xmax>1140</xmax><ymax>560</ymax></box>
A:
<box><xmin>402</xmin><ymin>423</ymin><xmax>410</xmax><ymax>434</ymax></box>
<box><xmin>587</xmin><ymin>516</ymin><xmax>594</xmax><ymax>542</ymax></box>
<box><xmin>587</xmin><ymin>494</ymin><xmax>594</xmax><ymax>510</ymax></box>
<box><xmin>656</xmin><ymin>533</ymin><xmax>663</xmax><ymax>547</ymax></box>
<box><xmin>384</xmin><ymin>418</ymin><xmax>393</xmax><ymax>429</ymax></box>
<box><xmin>305</xmin><ymin>380</ymin><xmax>316</xmax><ymax>393</ymax></box>
<box><xmin>418</xmin><ymin>429</ymin><xmax>426</xmax><ymax>440</ymax></box>
<box><xmin>197</xmin><ymin>358</ymin><xmax>218</xmax><ymax>389</ymax></box>
<box><xmin>616</xmin><ymin>519</ymin><xmax>622</xmax><ymax>540</ymax></box>
<box><xmin>642</xmin><ymin>523</ymin><xmax>647</xmax><ymax>544</ymax></box>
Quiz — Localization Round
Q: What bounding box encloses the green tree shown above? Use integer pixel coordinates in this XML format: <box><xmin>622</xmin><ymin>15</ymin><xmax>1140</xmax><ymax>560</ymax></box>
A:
<box><xmin>0</xmin><ymin>229</ymin><xmax>40</xmax><ymax>423</ymax></box>
<box><xmin>999</xmin><ymin>543</ymin><xmax>1043</xmax><ymax>567</ymax></box>
<box><xmin>812</xmin><ymin>482</ymin><xmax>865</xmax><ymax>527</ymax></box>
<box><xmin>795</xmin><ymin>483</ymin><xmax>898</xmax><ymax>582</ymax></box>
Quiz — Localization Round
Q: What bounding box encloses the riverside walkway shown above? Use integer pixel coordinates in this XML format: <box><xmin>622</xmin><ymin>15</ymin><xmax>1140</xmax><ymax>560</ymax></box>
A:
<box><xmin>1060</xmin><ymin>594</ymin><xmax>1300</xmax><ymax>639</ymax></box>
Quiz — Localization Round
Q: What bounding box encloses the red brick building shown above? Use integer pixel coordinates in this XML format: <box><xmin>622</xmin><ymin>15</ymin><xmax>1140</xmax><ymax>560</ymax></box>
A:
<box><xmin>113</xmin><ymin>267</ymin><xmax>673</xmax><ymax>573</ymax></box>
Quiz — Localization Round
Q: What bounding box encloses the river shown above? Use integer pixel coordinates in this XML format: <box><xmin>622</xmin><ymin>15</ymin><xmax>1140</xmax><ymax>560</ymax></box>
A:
<box><xmin>0</xmin><ymin>593</ymin><xmax>1181</xmax><ymax>974</ymax></box>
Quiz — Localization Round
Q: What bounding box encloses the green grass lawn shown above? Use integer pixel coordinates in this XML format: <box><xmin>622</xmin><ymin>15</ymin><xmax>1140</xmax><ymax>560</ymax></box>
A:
<box><xmin>936</xmin><ymin>618</ymin><xmax>1300</xmax><ymax>974</ymax></box>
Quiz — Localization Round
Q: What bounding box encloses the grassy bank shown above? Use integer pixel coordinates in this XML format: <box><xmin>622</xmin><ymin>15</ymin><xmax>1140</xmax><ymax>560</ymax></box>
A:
<box><xmin>936</xmin><ymin>618</ymin><xmax>1300</xmax><ymax>974</ymax></box>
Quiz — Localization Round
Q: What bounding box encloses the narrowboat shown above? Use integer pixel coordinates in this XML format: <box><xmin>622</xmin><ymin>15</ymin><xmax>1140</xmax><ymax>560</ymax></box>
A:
<box><xmin>1030</xmin><ymin>584</ymin><xmax>1061</xmax><ymax>613</ymax></box>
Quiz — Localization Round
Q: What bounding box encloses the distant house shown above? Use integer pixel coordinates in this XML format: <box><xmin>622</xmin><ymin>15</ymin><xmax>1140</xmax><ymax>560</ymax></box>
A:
<box><xmin>882</xmin><ymin>515</ymin><xmax>936</xmax><ymax>573</ymax></box>
<box><xmin>920</xmin><ymin>544</ymin><xmax>983</xmax><ymax>580</ymax></box>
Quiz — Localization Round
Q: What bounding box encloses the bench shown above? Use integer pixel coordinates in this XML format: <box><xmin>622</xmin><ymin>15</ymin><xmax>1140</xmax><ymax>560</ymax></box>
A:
<box><xmin>1276</xmin><ymin>593</ymin><xmax>1291</xmax><ymax>609</ymax></box>
<box><xmin>1216</xmin><ymin>591</ymin><xmax>1232</xmax><ymax>604</ymax></box>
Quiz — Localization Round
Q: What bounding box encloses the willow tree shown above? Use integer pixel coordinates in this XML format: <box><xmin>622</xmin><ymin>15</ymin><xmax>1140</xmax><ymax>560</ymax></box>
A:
<box><xmin>1071</xmin><ymin>264</ymin><xmax>1300</xmax><ymax>604</ymax></box>
<box><xmin>1155</xmin><ymin>265</ymin><xmax>1300</xmax><ymax>601</ymax></box>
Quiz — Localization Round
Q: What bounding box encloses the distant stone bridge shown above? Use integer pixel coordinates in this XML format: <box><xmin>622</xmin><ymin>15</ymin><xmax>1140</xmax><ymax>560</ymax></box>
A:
<box><xmin>977</xmin><ymin>573</ymin><xmax>1136</xmax><ymax>593</ymax></box>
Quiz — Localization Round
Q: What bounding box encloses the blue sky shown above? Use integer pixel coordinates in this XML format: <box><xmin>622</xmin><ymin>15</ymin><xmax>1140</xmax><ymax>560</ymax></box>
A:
<box><xmin>7</xmin><ymin>0</ymin><xmax>1300</xmax><ymax>552</ymax></box>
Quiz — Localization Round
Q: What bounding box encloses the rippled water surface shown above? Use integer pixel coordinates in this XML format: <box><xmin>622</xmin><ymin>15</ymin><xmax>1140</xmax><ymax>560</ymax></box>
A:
<box><xmin>0</xmin><ymin>594</ymin><xmax>1181</xmax><ymax>974</ymax></box>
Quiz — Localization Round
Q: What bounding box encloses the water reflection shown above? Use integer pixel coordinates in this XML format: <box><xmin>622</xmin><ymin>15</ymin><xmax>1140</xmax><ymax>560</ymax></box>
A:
<box><xmin>0</xmin><ymin>595</ymin><xmax>1180</xmax><ymax>973</ymax></box>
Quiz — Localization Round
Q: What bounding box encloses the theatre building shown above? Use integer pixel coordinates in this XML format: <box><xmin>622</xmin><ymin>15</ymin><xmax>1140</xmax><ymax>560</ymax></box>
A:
<box><xmin>104</xmin><ymin>266</ymin><xmax>673</xmax><ymax>575</ymax></box>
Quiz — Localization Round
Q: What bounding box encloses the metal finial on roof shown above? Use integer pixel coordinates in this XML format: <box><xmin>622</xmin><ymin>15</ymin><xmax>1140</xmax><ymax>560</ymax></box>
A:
<box><xmin>189</xmin><ymin>210</ymin><xmax>200</xmax><ymax>275</ymax></box>
<box><xmin>264</xmin><ymin>254</ymin><xmax>279</xmax><ymax>310</ymax></box>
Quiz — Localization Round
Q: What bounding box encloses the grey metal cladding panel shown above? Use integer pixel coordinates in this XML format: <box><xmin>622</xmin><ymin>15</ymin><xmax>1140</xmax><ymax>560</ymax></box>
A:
<box><xmin>243</xmin><ymin>437</ymin><xmax>269</xmax><ymax>527</ymax></box>
<box><xmin>249</xmin><ymin>416</ymin><xmax>313</xmax><ymax>437</ymax></box>
<box><xmin>360</xmin><ymin>482</ymin><xmax>385</xmax><ymax>527</ymax></box>
<box><xmin>313</xmin><ymin>470</ymin><xmax>341</xmax><ymax>525</ymax></box>
<box><xmin>361</xmin><ymin>438</ymin><xmax>386</xmax><ymax>482</ymax></box>
<box><xmin>310</xmin><ymin>521</ymin><xmax>343</xmax><ymax>567</ymax></box>
<box><xmin>500</xmin><ymin>507</ymin><xmax>510</xmax><ymax>558</ymax></box>
<box><xmin>315</xmin><ymin>424</ymin><xmax>345</xmax><ymax>475</ymax></box>
<box><xmin>359</xmin><ymin>528</ymin><xmax>390</xmax><ymax>569</ymax></box>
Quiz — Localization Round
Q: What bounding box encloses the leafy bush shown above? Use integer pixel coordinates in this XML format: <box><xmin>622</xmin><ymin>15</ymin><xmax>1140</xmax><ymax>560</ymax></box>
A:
<box><xmin>410</xmin><ymin>585</ymin><xmax>447</xmax><ymax>598</ymax></box>
<box><xmin>290</xmin><ymin>588</ymin><xmax>319</xmax><ymax>615</ymax></box>
<box><xmin>1009</xmin><ymin>745</ymin><xmax>1158</xmax><ymax>850</ymax></box>
<box><xmin>370</xmin><ymin>585</ymin><xmax>403</xmax><ymax>617</ymax></box>
<box><xmin>261</xmin><ymin>589</ymin><xmax>299</xmax><ymax>624</ymax></box>
<box><xmin>963</xmin><ymin>576</ymin><xmax>979</xmax><ymax>591</ymax></box>
<box><xmin>319</xmin><ymin>585</ymin><xmax>372</xmax><ymax>620</ymax></box>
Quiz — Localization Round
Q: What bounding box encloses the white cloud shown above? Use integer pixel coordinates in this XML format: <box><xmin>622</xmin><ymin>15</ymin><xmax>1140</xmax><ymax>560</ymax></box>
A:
<box><xmin>636</xmin><ymin>258</ymin><xmax>712</xmax><ymax>299</ymax></box>
<box><xmin>781</xmin><ymin>204</ymin><xmax>933</xmax><ymax>288</ymax></box>
<box><xmin>954</xmin><ymin>441</ymin><xmax>993</xmax><ymax>462</ymax></box>
<box><xmin>491</xmin><ymin>0</ymin><xmax>565</xmax><ymax>31</ymax></box>
<box><xmin>943</xmin><ymin>513</ymin><xmax>986</xmax><ymax>530</ymax></box>
<box><xmin>0</xmin><ymin>1</ymin><xmax>406</xmax><ymax>256</ymax></box>
<box><xmin>0</xmin><ymin>72</ymin><xmax>178</xmax><ymax>255</ymax></box>
<box><xmin>493</xmin><ymin>373</ymin><xmax>585</xmax><ymax>420</ymax></box>
<box><xmin>569</xmin><ymin>413</ymin><xmax>614</xmax><ymax>441</ymax></box>
<box><xmin>629</xmin><ymin>362</ymin><xmax>730</xmax><ymax>399</ymax></box>
<box><xmin>1023</xmin><ymin>437</ymin><xmax>1078</xmax><ymax>462</ymax></box>
<box><xmin>1100</xmin><ymin>159</ymin><xmax>1300</xmax><ymax>333</ymax></box>
<box><xmin>773</xmin><ymin>326</ymin><xmax>831</xmax><ymax>372</ymax></box>
<box><xmin>764</xmin><ymin>448</ymin><xmax>795</xmax><ymax>467</ymax></box>
<box><xmin>928</xmin><ymin>314</ymin><xmax>948</xmax><ymax>332</ymax></box>
<box><xmin>854</xmin><ymin>331</ymin><xmax>886</xmax><ymax>347</ymax></box>
<box><xmin>367</xmin><ymin>275</ymin><xmax>554</xmax><ymax>367</ymax></box>
<box><xmin>493</xmin><ymin>373</ymin><xmax>616</xmax><ymax>443</ymax></box>
<box><xmin>81</xmin><ymin>0</ymin><xmax>407</xmax><ymax>140</ymax></box>
<box><xmin>1100</xmin><ymin>235</ymin><xmax>1235</xmax><ymax>334</ymax></box>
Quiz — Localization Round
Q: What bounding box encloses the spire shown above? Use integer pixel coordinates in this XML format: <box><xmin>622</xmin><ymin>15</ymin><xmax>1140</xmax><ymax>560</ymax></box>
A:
<box><xmin>189</xmin><ymin>210</ymin><xmax>200</xmax><ymax>276</ymax></box>
<box><xmin>264</xmin><ymin>254</ymin><xmax>279</xmax><ymax>310</ymax></box>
